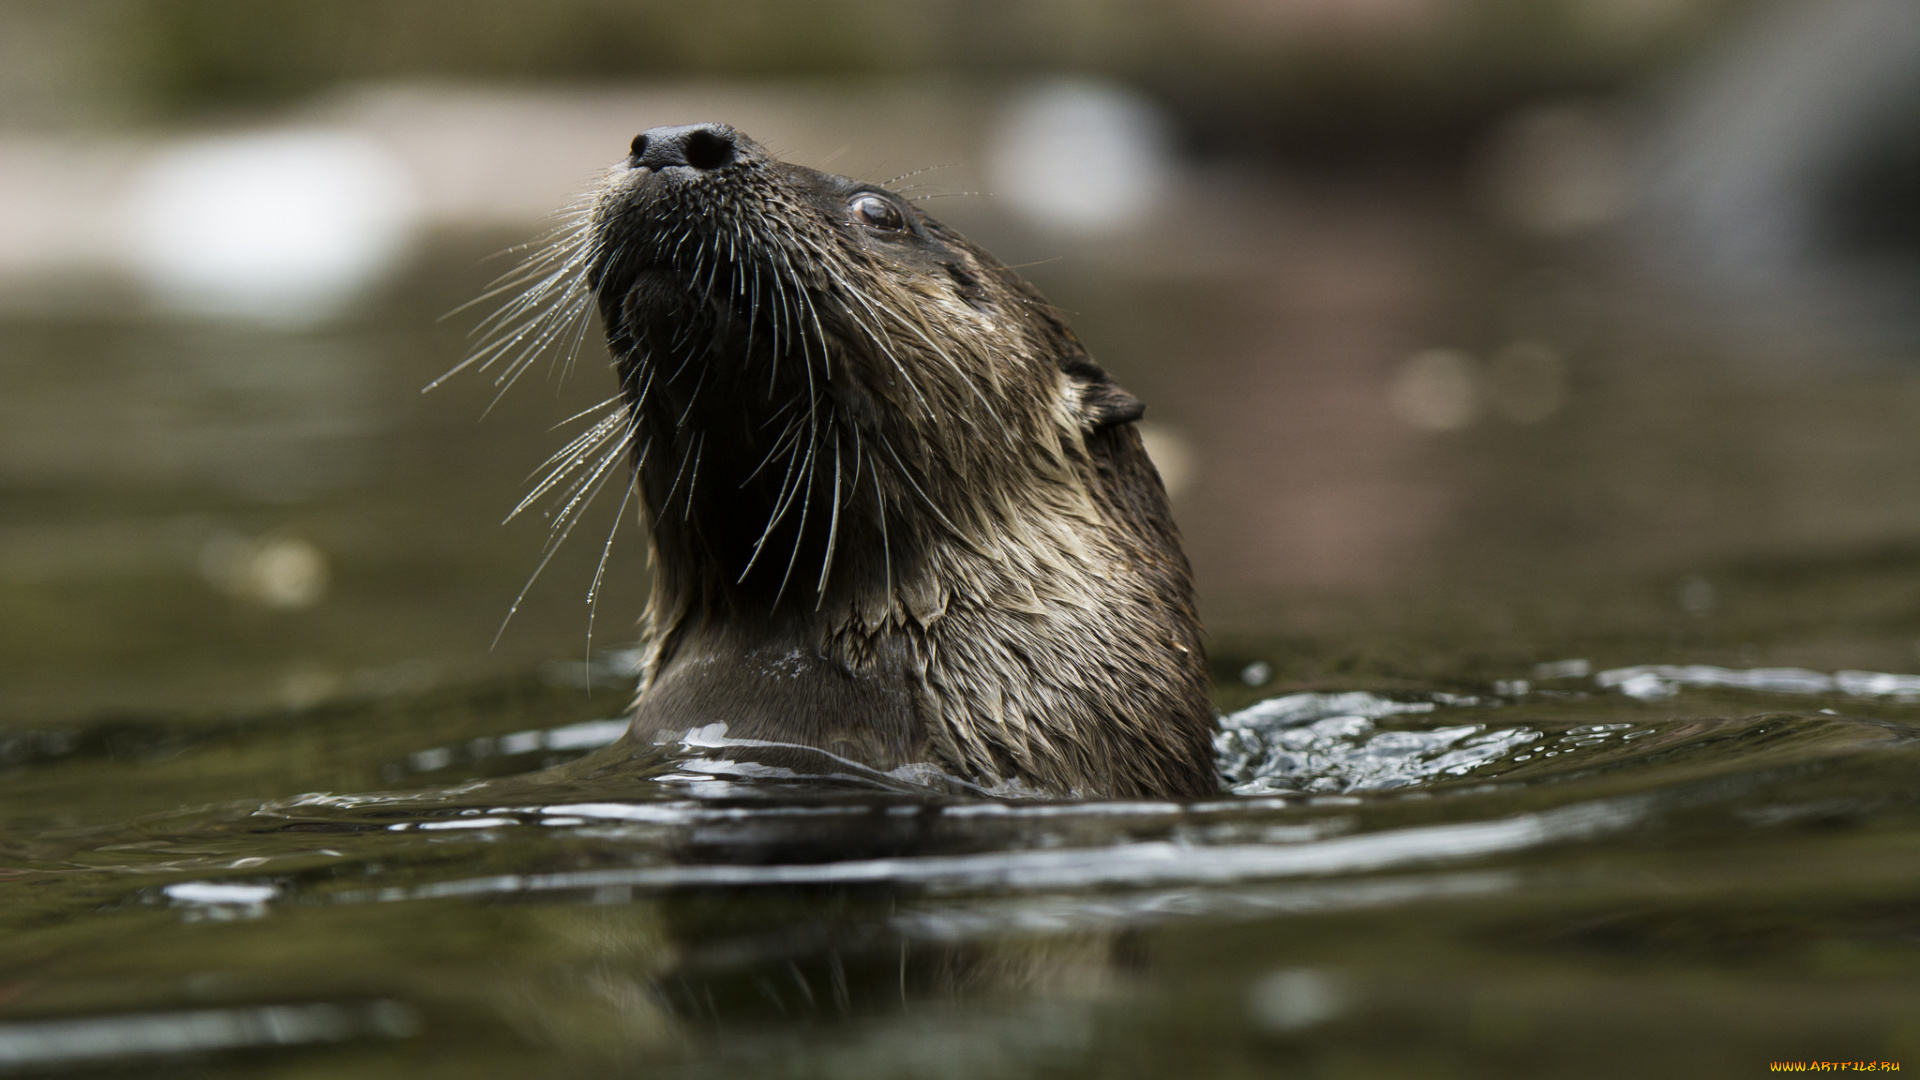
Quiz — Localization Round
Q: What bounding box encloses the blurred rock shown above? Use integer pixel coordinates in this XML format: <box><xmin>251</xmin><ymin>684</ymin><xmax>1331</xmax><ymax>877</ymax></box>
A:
<box><xmin>199</xmin><ymin>532</ymin><xmax>329</xmax><ymax>610</ymax></box>
<box><xmin>126</xmin><ymin>130</ymin><xmax>419</xmax><ymax>324</ymax></box>
<box><xmin>1483</xmin><ymin>340</ymin><xmax>1569</xmax><ymax>425</ymax></box>
<box><xmin>1480</xmin><ymin>103</ymin><xmax>1630</xmax><ymax>239</ymax></box>
<box><xmin>1388</xmin><ymin>349</ymin><xmax>1480</xmax><ymax>432</ymax></box>
<box><xmin>987</xmin><ymin>78</ymin><xmax>1175</xmax><ymax>236</ymax></box>
<box><xmin>1248</xmin><ymin>968</ymin><xmax>1347</xmax><ymax>1033</ymax></box>
<box><xmin>1638</xmin><ymin>0</ymin><xmax>1920</xmax><ymax>356</ymax></box>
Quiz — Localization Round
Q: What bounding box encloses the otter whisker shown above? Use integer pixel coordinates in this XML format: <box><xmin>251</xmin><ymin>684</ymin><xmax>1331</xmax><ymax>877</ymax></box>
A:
<box><xmin>851</xmin><ymin>320</ymin><xmax>943</xmax><ymax>434</ymax></box>
<box><xmin>527</xmin><ymin>394</ymin><xmax>628</xmax><ymax>467</ymax></box>
<box><xmin>670</xmin><ymin>349</ymin><xmax>715</xmax><ymax>433</ymax></box>
<box><xmin>461</xmin><ymin>287</ymin><xmax>586</xmax><ymax>386</ymax></box>
<box><xmin>442</xmin><ymin>226</ymin><xmax>596</xmax><ymax>399</ymax></box>
<box><xmin>547</xmin><ymin>394</ymin><xmax>627</xmax><ymax>437</ymax></box>
<box><xmin>801</xmin><ymin>248</ymin><xmax>940</xmax><ymax>405</ymax></box>
<box><xmin>875</xmin><ymin>430</ymin><xmax>963</xmax><ymax>538</ymax></box>
<box><xmin>739</xmin><ymin>402</ymin><xmax>817</xmax><ymax>583</ymax></box>
<box><xmin>819</xmin><ymin>276</ymin><xmax>939</xmax><ymax>424</ymax></box>
<box><xmin>447</xmin><ymin>217</ymin><xmax>590</xmax><ymax>325</ymax></box>
<box><xmin>753</xmin><ymin>390</ymin><xmax>805</xmax><ymax>430</ymax></box>
<box><xmin>474</xmin><ymin>295</ymin><xmax>600</xmax><ymax>414</ymax></box>
<box><xmin>665</xmin><ymin>311</ymin><xmax>703</xmax><ymax>358</ymax></box>
<box><xmin>742</xmin><ymin>409</ymin><xmax>806</xmax><ymax>486</ymax></box>
<box><xmin>866</xmin><ymin>435</ymin><xmax>892</xmax><ymax>612</ymax></box>
<box><xmin>663</xmin><ymin>329</ymin><xmax>717</xmax><ymax>390</ymax></box>
<box><xmin>815</xmin><ymin>427</ymin><xmax>843</xmax><ymax>603</ymax></box>
<box><xmin>890</xmin><ymin>294</ymin><xmax>1013</xmax><ymax>443</ymax></box>
<box><xmin>680</xmin><ymin>430</ymin><xmax>706</xmax><ymax>523</ymax></box>
<box><xmin>780</xmin><ymin>259</ymin><xmax>829</xmax><ymax>608</ymax></box>
<box><xmin>622</xmin><ymin>352</ymin><xmax>659</xmax><ymax>423</ymax></box>
<box><xmin>773</xmin><ymin>242</ymin><xmax>831</xmax><ymax>383</ymax></box>
<box><xmin>658</xmin><ymin>427</ymin><xmax>701</xmax><ymax>520</ymax></box>
<box><xmin>699</xmin><ymin>233</ymin><xmax>725</xmax><ymax>307</ymax></box>
<box><xmin>771</xmin><ymin>409</ymin><xmax>821</xmax><ymax>606</ymax></box>
<box><xmin>491</xmin><ymin>434</ymin><xmax>629</xmax><ymax>649</ymax></box>
<box><xmin>557</xmin><ymin>282</ymin><xmax>601</xmax><ymax>385</ymax></box>
<box><xmin>880</xmin><ymin>163</ymin><xmax>959</xmax><ymax>188</ymax></box>
<box><xmin>449</xmin><ymin>283</ymin><xmax>580</xmax><ymax>382</ymax></box>
<box><xmin>670</xmin><ymin>222</ymin><xmax>697</xmax><ymax>267</ymax></box>
<box><xmin>520</xmin><ymin>430</ymin><xmax>621</xmax><ymax>517</ymax></box>
<box><xmin>469</xmin><ymin>239</ymin><xmax>587</xmax><ymax>324</ymax></box>
<box><xmin>530</xmin><ymin>435</ymin><xmax>629</xmax><ymax>542</ymax></box>
<box><xmin>847</xmin><ymin>417</ymin><xmax>865</xmax><ymax>493</ymax></box>
<box><xmin>838</xmin><ymin>271</ymin><xmax>1010</xmax><ymax>445</ymax></box>
<box><xmin>528</xmin><ymin>410</ymin><xmax>625</xmax><ymax>495</ymax></box>
<box><xmin>794</xmin><ymin>287</ymin><xmax>821</xmax><ymax>410</ymax></box>
<box><xmin>745</xmin><ymin>261</ymin><xmax>764</xmax><ymax>390</ymax></box>
<box><xmin>446</xmin><ymin>251</ymin><xmax>572</xmax><ymax>326</ymax></box>
<box><xmin>762</xmin><ymin>266</ymin><xmax>786</xmax><ymax>395</ymax></box>
<box><xmin>549</xmin><ymin>434</ymin><xmax>636</xmax><ymax>540</ymax></box>
<box><xmin>509</xmin><ymin>408</ymin><xmax>630</xmax><ymax>523</ymax></box>
<box><xmin>584</xmin><ymin>468</ymin><xmax>638</xmax><ymax>658</ymax></box>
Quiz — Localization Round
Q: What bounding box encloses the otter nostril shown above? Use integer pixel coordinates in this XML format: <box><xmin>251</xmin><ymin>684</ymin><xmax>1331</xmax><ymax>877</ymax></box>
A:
<box><xmin>681</xmin><ymin>127</ymin><xmax>735</xmax><ymax>171</ymax></box>
<box><xmin>632</xmin><ymin>123</ymin><xmax>739</xmax><ymax>172</ymax></box>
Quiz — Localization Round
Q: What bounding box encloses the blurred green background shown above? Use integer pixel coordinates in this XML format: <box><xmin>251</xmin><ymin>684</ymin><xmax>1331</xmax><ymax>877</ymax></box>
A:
<box><xmin>5</xmin><ymin>0</ymin><xmax>1920</xmax><ymax>722</ymax></box>
<box><xmin>9</xmin><ymin>0</ymin><xmax>1733</xmax><ymax>124</ymax></box>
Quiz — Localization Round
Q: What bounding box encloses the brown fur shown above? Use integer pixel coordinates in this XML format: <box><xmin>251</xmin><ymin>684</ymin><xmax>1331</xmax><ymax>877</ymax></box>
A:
<box><xmin>567</xmin><ymin>124</ymin><xmax>1215</xmax><ymax>798</ymax></box>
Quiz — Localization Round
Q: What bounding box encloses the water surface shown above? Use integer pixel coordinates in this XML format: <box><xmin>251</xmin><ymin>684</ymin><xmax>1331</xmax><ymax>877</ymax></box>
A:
<box><xmin>4</xmin><ymin>659</ymin><xmax>1918</xmax><ymax>1077</ymax></box>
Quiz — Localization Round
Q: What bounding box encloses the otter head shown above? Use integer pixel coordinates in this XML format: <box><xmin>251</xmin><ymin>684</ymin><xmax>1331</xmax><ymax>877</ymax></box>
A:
<box><xmin>577</xmin><ymin>122</ymin><xmax>1214</xmax><ymax>798</ymax></box>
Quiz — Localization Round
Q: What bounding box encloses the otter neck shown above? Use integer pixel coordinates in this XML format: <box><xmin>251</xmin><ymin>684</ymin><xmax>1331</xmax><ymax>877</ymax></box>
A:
<box><xmin>618</xmin><ymin>322</ymin><xmax>920</xmax><ymax>625</ymax></box>
<box><xmin>620</xmin><ymin>338</ymin><xmax>946</xmax><ymax>771</ymax></box>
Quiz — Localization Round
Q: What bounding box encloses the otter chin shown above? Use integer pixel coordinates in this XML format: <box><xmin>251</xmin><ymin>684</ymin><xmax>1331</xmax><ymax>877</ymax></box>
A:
<box><xmin>554</xmin><ymin>121</ymin><xmax>1215</xmax><ymax>798</ymax></box>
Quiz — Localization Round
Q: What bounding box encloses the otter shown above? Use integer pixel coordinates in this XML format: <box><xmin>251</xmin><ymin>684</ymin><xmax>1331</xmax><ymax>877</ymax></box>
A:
<box><xmin>510</xmin><ymin>123</ymin><xmax>1215</xmax><ymax>798</ymax></box>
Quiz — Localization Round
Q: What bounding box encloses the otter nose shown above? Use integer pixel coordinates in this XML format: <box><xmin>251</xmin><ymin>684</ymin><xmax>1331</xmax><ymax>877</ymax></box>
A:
<box><xmin>629</xmin><ymin>124</ymin><xmax>738</xmax><ymax>171</ymax></box>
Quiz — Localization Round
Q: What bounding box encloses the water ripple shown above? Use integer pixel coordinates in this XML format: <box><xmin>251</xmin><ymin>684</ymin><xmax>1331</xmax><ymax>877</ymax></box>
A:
<box><xmin>1595</xmin><ymin>664</ymin><xmax>1920</xmax><ymax>701</ymax></box>
<box><xmin>1215</xmin><ymin>692</ymin><xmax>1540</xmax><ymax>794</ymax></box>
<box><xmin>334</xmin><ymin>796</ymin><xmax>1643</xmax><ymax>904</ymax></box>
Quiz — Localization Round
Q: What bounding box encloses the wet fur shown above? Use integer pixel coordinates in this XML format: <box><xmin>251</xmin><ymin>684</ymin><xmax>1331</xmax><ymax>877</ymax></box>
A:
<box><xmin>488</xmin><ymin>125</ymin><xmax>1215</xmax><ymax>798</ymax></box>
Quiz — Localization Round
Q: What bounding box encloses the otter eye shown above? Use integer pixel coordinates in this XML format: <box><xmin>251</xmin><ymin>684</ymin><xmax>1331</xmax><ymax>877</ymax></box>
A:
<box><xmin>849</xmin><ymin>193</ymin><xmax>907</xmax><ymax>232</ymax></box>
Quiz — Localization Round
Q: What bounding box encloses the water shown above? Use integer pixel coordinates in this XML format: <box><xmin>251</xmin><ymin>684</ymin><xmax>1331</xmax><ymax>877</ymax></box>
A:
<box><xmin>9</xmin><ymin>106</ymin><xmax>1920</xmax><ymax>1075</ymax></box>
<box><xmin>2</xmin><ymin>664</ymin><xmax>1918</xmax><ymax>1077</ymax></box>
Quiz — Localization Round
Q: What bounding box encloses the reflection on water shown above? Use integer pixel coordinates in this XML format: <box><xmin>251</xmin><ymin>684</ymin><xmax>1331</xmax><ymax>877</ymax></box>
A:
<box><xmin>0</xmin><ymin>1002</ymin><xmax>419</xmax><ymax>1071</ymax></box>
<box><xmin>1</xmin><ymin>328</ymin><xmax>387</xmax><ymax>501</ymax></box>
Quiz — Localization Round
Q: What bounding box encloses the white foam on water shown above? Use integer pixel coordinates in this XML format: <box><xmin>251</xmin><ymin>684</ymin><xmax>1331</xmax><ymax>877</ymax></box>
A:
<box><xmin>1215</xmin><ymin>692</ymin><xmax>1539</xmax><ymax>795</ymax></box>
<box><xmin>1596</xmin><ymin>664</ymin><xmax>1920</xmax><ymax>701</ymax></box>
<box><xmin>415</xmin><ymin>816</ymin><xmax>517</xmax><ymax>831</ymax></box>
<box><xmin>540</xmin><ymin>719</ymin><xmax>629</xmax><ymax>750</ymax></box>
<box><xmin>162</xmin><ymin>881</ymin><xmax>278</xmax><ymax>906</ymax></box>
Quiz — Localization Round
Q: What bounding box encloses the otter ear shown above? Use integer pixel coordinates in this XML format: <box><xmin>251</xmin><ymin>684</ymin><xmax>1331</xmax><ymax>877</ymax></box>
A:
<box><xmin>1068</xmin><ymin>368</ymin><xmax>1146</xmax><ymax>430</ymax></box>
<box><xmin>1048</xmin><ymin>323</ymin><xmax>1144</xmax><ymax>429</ymax></box>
